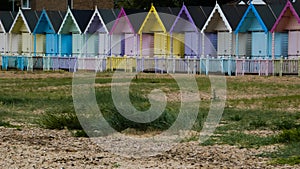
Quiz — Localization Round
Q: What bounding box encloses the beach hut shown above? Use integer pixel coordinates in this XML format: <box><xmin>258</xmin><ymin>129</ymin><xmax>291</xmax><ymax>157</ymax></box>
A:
<box><xmin>169</xmin><ymin>5</ymin><xmax>213</xmax><ymax>58</ymax></box>
<box><xmin>201</xmin><ymin>3</ymin><xmax>247</xmax><ymax>58</ymax></box>
<box><xmin>58</xmin><ymin>8</ymin><xmax>94</xmax><ymax>57</ymax></box>
<box><xmin>9</xmin><ymin>9</ymin><xmax>41</xmax><ymax>55</ymax></box>
<box><xmin>109</xmin><ymin>8</ymin><xmax>147</xmax><ymax>57</ymax></box>
<box><xmin>84</xmin><ymin>8</ymin><xmax>118</xmax><ymax>57</ymax></box>
<box><xmin>271</xmin><ymin>0</ymin><xmax>300</xmax><ymax>59</ymax></box>
<box><xmin>138</xmin><ymin>4</ymin><xmax>180</xmax><ymax>58</ymax></box>
<box><xmin>33</xmin><ymin>10</ymin><xmax>66</xmax><ymax>56</ymax></box>
<box><xmin>235</xmin><ymin>3</ymin><xmax>284</xmax><ymax>58</ymax></box>
<box><xmin>0</xmin><ymin>11</ymin><xmax>16</xmax><ymax>55</ymax></box>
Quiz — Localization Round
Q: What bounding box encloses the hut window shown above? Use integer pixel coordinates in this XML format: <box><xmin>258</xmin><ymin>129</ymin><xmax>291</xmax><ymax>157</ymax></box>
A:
<box><xmin>21</xmin><ymin>0</ymin><xmax>30</xmax><ymax>9</ymax></box>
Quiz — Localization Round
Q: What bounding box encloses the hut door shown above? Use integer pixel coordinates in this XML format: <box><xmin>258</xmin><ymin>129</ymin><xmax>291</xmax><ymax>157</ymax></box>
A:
<box><xmin>0</xmin><ymin>34</ymin><xmax>5</xmax><ymax>53</ymax></box>
<box><xmin>204</xmin><ymin>33</ymin><xmax>217</xmax><ymax>58</ymax></box>
<box><xmin>61</xmin><ymin>34</ymin><xmax>72</xmax><ymax>56</ymax></box>
<box><xmin>288</xmin><ymin>31</ymin><xmax>300</xmax><ymax>57</ymax></box>
<box><xmin>141</xmin><ymin>33</ymin><xmax>154</xmax><ymax>57</ymax></box>
<box><xmin>172</xmin><ymin>33</ymin><xmax>184</xmax><ymax>58</ymax></box>
<box><xmin>274</xmin><ymin>33</ymin><xmax>288</xmax><ymax>58</ymax></box>
<box><xmin>111</xmin><ymin>34</ymin><xmax>122</xmax><ymax>56</ymax></box>
<box><xmin>125</xmin><ymin>33</ymin><xmax>135</xmax><ymax>56</ymax></box>
<box><xmin>154</xmin><ymin>33</ymin><xmax>167</xmax><ymax>57</ymax></box>
<box><xmin>237</xmin><ymin>33</ymin><xmax>248</xmax><ymax>57</ymax></box>
<box><xmin>46</xmin><ymin>34</ymin><xmax>58</xmax><ymax>56</ymax></box>
<box><xmin>86</xmin><ymin>34</ymin><xmax>98</xmax><ymax>57</ymax></box>
<box><xmin>72</xmin><ymin>34</ymin><xmax>83</xmax><ymax>56</ymax></box>
<box><xmin>36</xmin><ymin>34</ymin><xmax>46</xmax><ymax>55</ymax></box>
<box><xmin>121</xmin><ymin>34</ymin><xmax>125</xmax><ymax>56</ymax></box>
<box><xmin>22</xmin><ymin>33</ymin><xmax>32</xmax><ymax>54</ymax></box>
<box><xmin>217</xmin><ymin>32</ymin><xmax>231</xmax><ymax>56</ymax></box>
<box><xmin>11</xmin><ymin>34</ymin><xmax>21</xmax><ymax>54</ymax></box>
<box><xmin>99</xmin><ymin>34</ymin><xmax>107</xmax><ymax>56</ymax></box>
<box><xmin>252</xmin><ymin>32</ymin><xmax>266</xmax><ymax>57</ymax></box>
<box><xmin>184</xmin><ymin>32</ymin><xmax>200</xmax><ymax>56</ymax></box>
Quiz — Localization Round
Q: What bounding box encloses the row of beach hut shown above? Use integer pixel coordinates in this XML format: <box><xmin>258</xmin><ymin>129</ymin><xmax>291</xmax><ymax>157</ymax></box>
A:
<box><xmin>0</xmin><ymin>1</ymin><xmax>300</xmax><ymax>71</ymax></box>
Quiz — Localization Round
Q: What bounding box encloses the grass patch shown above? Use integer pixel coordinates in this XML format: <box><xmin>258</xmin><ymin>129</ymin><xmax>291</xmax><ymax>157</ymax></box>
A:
<box><xmin>202</xmin><ymin>132</ymin><xmax>276</xmax><ymax>148</ymax></box>
<box><xmin>262</xmin><ymin>142</ymin><xmax>300</xmax><ymax>165</ymax></box>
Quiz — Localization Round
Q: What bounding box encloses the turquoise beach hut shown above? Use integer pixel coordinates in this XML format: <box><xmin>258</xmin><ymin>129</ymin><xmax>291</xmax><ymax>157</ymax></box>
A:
<box><xmin>58</xmin><ymin>8</ymin><xmax>94</xmax><ymax>57</ymax></box>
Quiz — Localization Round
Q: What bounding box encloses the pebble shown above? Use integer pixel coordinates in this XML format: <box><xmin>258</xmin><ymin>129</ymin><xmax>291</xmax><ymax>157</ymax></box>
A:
<box><xmin>0</xmin><ymin>127</ymin><xmax>299</xmax><ymax>168</ymax></box>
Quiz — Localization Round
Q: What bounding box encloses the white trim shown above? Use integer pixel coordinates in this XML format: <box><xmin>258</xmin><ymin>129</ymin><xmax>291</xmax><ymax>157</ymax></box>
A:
<box><xmin>84</xmin><ymin>8</ymin><xmax>109</xmax><ymax>34</ymax></box>
<box><xmin>58</xmin><ymin>7</ymin><xmax>82</xmax><ymax>34</ymax></box>
<box><xmin>9</xmin><ymin>9</ymin><xmax>32</xmax><ymax>33</ymax></box>
<box><xmin>201</xmin><ymin>3</ymin><xmax>232</xmax><ymax>33</ymax></box>
<box><xmin>0</xmin><ymin>21</ymin><xmax>6</xmax><ymax>33</ymax></box>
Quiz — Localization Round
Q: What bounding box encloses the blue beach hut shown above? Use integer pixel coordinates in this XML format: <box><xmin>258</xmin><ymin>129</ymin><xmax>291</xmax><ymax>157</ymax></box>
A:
<box><xmin>235</xmin><ymin>3</ymin><xmax>284</xmax><ymax>58</ymax></box>
<box><xmin>33</xmin><ymin>10</ymin><xmax>66</xmax><ymax>56</ymax></box>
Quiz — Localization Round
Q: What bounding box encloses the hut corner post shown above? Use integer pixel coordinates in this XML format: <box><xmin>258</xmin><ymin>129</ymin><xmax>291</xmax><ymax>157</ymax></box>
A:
<box><xmin>298</xmin><ymin>56</ymin><xmax>300</xmax><ymax>76</ymax></box>
<box><xmin>280</xmin><ymin>56</ymin><xmax>283</xmax><ymax>77</ymax></box>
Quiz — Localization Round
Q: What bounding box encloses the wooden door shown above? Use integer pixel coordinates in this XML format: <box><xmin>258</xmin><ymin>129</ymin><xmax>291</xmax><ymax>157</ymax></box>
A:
<box><xmin>252</xmin><ymin>32</ymin><xmax>267</xmax><ymax>57</ymax></box>
<box><xmin>204</xmin><ymin>33</ymin><xmax>217</xmax><ymax>57</ymax></box>
<box><xmin>0</xmin><ymin>33</ymin><xmax>6</xmax><ymax>54</ymax></box>
<box><xmin>288</xmin><ymin>31</ymin><xmax>300</xmax><ymax>57</ymax></box>
<box><xmin>35</xmin><ymin>34</ymin><xmax>46</xmax><ymax>55</ymax></box>
<box><xmin>22</xmin><ymin>33</ymin><xmax>32</xmax><ymax>54</ymax></box>
<box><xmin>61</xmin><ymin>34</ymin><xmax>72</xmax><ymax>56</ymax></box>
<box><xmin>111</xmin><ymin>34</ymin><xmax>122</xmax><ymax>56</ymax></box>
<box><xmin>99</xmin><ymin>33</ymin><xmax>107</xmax><ymax>56</ymax></box>
<box><xmin>172</xmin><ymin>33</ymin><xmax>184</xmax><ymax>58</ymax></box>
<box><xmin>125</xmin><ymin>33</ymin><xmax>135</xmax><ymax>56</ymax></box>
<box><xmin>72</xmin><ymin>34</ymin><xmax>83</xmax><ymax>56</ymax></box>
<box><xmin>46</xmin><ymin>34</ymin><xmax>58</xmax><ymax>56</ymax></box>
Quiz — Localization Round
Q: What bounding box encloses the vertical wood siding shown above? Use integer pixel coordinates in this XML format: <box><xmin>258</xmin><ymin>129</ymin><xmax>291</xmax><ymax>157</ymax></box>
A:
<box><xmin>288</xmin><ymin>31</ymin><xmax>300</xmax><ymax>57</ymax></box>
<box><xmin>46</xmin><ymin>34</ymin><xmax>59</xmax><ymax>56</ymax></box>
<box><xmin>204</xmin><ymin>33</ymin><xmax>217</xmax><ymax>57</ymax></box>
<box><xmin>172</xmin><ymin>33</ymin><xmax>184</xmax><ymax>58</ymax></box>
<box><xmin>35</xmin><ymin>34</ymin><xmax>46</xmax><ymax>55</ymax></box>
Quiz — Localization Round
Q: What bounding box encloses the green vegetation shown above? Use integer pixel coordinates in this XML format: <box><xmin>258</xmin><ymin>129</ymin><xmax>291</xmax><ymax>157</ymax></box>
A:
<box><xmin>0</xmin><ymin>71</ymin><xmax>300</xmax><ymax>166</ymax></box>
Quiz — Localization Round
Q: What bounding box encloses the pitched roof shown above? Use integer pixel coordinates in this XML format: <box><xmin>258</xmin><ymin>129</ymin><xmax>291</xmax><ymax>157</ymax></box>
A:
<box><xmin>170</xmin><ymin>5</ymin><xmax>199</xmax><ymax>33</ymax></box>
<box><xmin>271</xmin><ymin>0</ymin><xmax>300</xmax><ymax>32</ymax></box>
<box><xmin>10</xmin><ymin>9</ymin><xmax>41</xmax><ymax>33</ymax></box>
<box><xmin>138</xmin><ymin>5</ymin><xmax>181</xmax><ymax>33</ymax></box>
<box><xmin>98</xmin><ymin>8</ymin><xmax>119</xmax><ymax>32</ymax></box>
<box><xmin>72</xmin><ymin>9</ymin><xmax>94</xmax><ymax>33</ymax></box>
<box><xmin>22</xmin><ymin>10</ymin><xmax>41</xmax><ymax>32</ymax></box>
<box><xmin>48</xmin><ymin>11</ymin><xmax>66</xmax><ymax>33</ymax></box>
<box><xmin>201</xmin><ymin>3</ymin><xmax>247</xmax><ymax>33</ymax></box>
<box><xmin>0</xmin><ymin>11</ymin><xmax>16</xmax><ymax>32</ymax></box>
<box><xmin>187</xmin><ymin>6</ymin><xmax>213</xmax><ymax>30</ymax></box>
<box><xmin>124</xmin><ymin>8</ymin><xmax>148</xmax><ymax>33</ymax></box>
<box><xmin>84</xmin><ymin>8</ymin><xmax>109</xmax><ymax>34</ymax></box>
<box><xmin>34</xmin><ymin>10</ymin><xmax>65</xmax><ymax>34</ymax></box>
<box><xmin>221</xmin><ymin>4</ymin><xmax>248</xmax><ymax>30</ymax></box>
<box><xmin>110</xmin><ymin>8</ymin><xmax>147</xmax><ymax>34</ymax></box>
<box><xmin>235</xmin><ymin>3</ymin><xmax>284</xmax><ymax>33</ymax></box>
<box><xmin>156</xmin><ymin>7</ymin><xmax>180</xmax><ymax>31</ymax></box>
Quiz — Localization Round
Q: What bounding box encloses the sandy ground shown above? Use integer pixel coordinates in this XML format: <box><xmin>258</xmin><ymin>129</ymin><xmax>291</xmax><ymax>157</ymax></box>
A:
<box><xmin>0</xmin><ymin>126</ymin><xmax>299</xmax><ymax>169</ymax></box>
